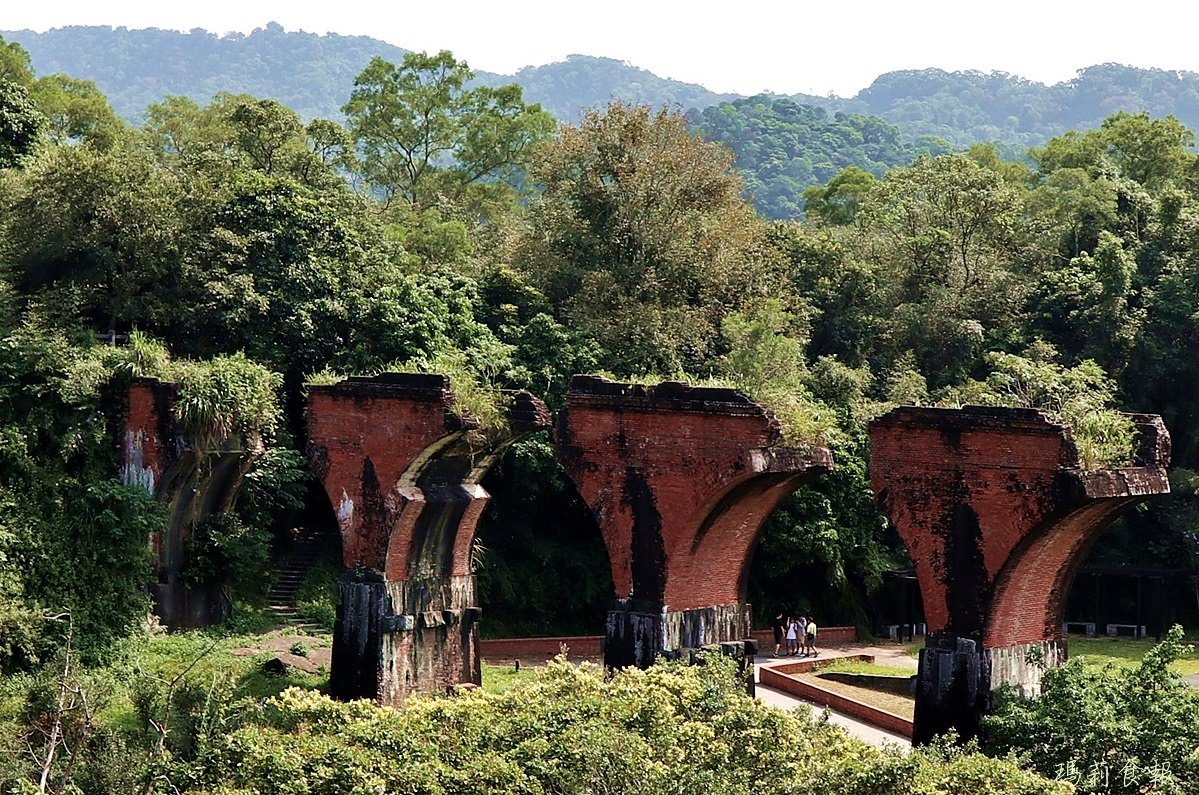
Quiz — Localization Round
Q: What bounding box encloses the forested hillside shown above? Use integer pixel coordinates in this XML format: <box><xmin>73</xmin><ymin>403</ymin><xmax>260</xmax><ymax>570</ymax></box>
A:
<box><xmin>10</xmin><ymin>25</ymin><xmax>1199</xmax><ymax>148</ymax></box>
<box><xmin>690</xmin><ymin>97</ymin><xmax>948</xmax><ymax>218</ymax></box>
<box><xmin>841</xmin><ymin>64</ymin><xmax>1199</xmax><ymax>150</ymax></box>
<box><xmin>1</xmin><ymin>23</ymin><xmax>739</xmax><ymax>123</ymax></box>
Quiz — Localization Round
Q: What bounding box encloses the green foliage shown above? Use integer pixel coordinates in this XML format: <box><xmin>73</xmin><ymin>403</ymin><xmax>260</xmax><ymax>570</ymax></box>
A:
<box><xmin>293</xmin><ymin>550</ymin><xmax>340</xmax><ymax>632</ymax></box>
<box><xmin>803</xmin><ymin>166</ymin><xmax>879</xmax><ymax>225</ymax></box>
<box><xmin>184</xmin><ymin>513</ymin><xmax>271</xmax><ymax>592</ymax></box>
<box><xmin>855</xmin><ymin>153</ymin><xmax>1030</xmax><ymax>389</ymax></box>
<box><xmin>395</xmin><ymin>345</ymin><xmax>514</xmax><ymax>432</ymax></box>
<box><xmin>0</xmin><ymin>326</ymin><xmax>165</xmax><ymax>668</ymax></box>
<box><xmin>522</xmin><ymin>102</ymin><xmax>789</xmax><ymax>376</ymax></box>
<box><xmin>476</xmin><ymin>438</ymin><xmax>612</xmax><ymax>637</ymax></box>
<box><xmin>691</xmin><ymin>98</ymin><xmax>911</xmax><ymax>220</ymax></box>
<box><xmin>0</xmin><ymin>78</ymin><xmax>42</xmax><ymax>168</ymax></box>
<box><xmin>710</xmin><ymin>299</ymin><xmax>839</xmax><ymax>447</ymax></box>
<box><xmin>939</xmin><ymin>351</ymin><xmax>1136</xmax><ymax>469</ymax></box>
<box><xmin>170</xmin><ymin>353</ymin><xmax>282</xmax><ymax>451</ymax></box>
<box><xmin>344</xmin><ymin>50</ymin><xmax>553</xmax><ymax>216</ymax></box>
<box><xmin>751</xmin><ymin>427</ymin><xmax>896</xmax><ymax>629</ymax></box>
<box><xmin>174</xmin><ymin>657</ymin><xmax>1064</xmax><ymax>795</ymax></box>
<box><xmin>4</xmin><ymin>143</ymin><xmax>186</xmax><ymax>333</ymax></box>
<box><xmin>984</xmin><ymin>626</ymin><xmax>1199</xmax><ymax>794</ymax></box>
<box><xmin>30</xmin><ymin>73</ymin><xmax>126</xmax><ymax>149</ymax></box>
<box><xmin>233</xmin><ymin>448</ymin><xmax>312</xmax><ymax>544</ymax></box>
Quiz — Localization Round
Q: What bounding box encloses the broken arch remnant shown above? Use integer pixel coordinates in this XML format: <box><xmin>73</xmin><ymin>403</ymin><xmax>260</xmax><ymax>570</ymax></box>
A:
<box><xmin>305</xmin><ymin>373</ymin><xmax>550</xmax><ymax>705</ymax></box>
<box><xmin>121</xmin><ymin>378</ymin><xmax>263</xmax><ymax>628</ymax></box>
<box><xmin>869</xmin><ymin>406</ymin><xmax>1170</xmax><ymax>744</ymax></box>
<box><xmin>556</xmin><ymin>375</ymin><xmax>833</xmax><ymax>669</ymax></box>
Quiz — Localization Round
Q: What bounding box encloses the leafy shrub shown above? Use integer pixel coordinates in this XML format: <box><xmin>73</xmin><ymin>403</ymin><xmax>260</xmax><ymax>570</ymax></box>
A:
<box><xmin>394</xmin><ymin>345</ymin><xmax>515</xmax><ymax>432</ymax></box>
<box><xmin>184</xmin><ymin>513</ymin><xmax>271</xmax><ymax>592</ymax></box>
<box><xmin>179</xmin><ymin>655</ymin><xmax>1067</xmax><ymax>795</ymax></box>
<box><xmin>984</xmin><ymin>625</ymin><xmax>1199</xmax><ymax>794</ymax></box>
<box><xmin>711</xmin><ymin>299</ymin><xmax>840</xmax><ymax>448</ymax></box>
<box><xmin>171</xmin><ymin>352</ymin><xmax>282</xmax><ymax>451</ymax></box>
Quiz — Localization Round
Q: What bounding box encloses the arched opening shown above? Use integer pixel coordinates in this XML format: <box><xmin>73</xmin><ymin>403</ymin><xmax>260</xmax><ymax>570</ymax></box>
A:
<box><xmin>552</xmin><ymin>375</ymin><xmax>835</xmax><ymax>666</ymax></box>
<box><xmin>474</xmin><ymin>438</ymin><xmax>613</xmax><ymax>642</ymax></box>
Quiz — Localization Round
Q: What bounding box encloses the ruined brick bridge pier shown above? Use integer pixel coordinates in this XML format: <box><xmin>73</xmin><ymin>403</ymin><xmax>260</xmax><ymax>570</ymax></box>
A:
<box><xmin>556</xmin><ymin>375</ymin><xmax>833</xmax><ymax>669</ymax></box>
<box><xmin>870</xmin><ymin>406</ymin><xmax>1170</xmax><ymax>744</ymax></box>
<box><xmin>125</xmin><ymin>373</ymin><xmax>1172</xmax><ymax>733</ymax></box>
<box><xmin>305</xmin><ymin>374</ymin><xmax>550</xmax><ymax>704</ymax></box>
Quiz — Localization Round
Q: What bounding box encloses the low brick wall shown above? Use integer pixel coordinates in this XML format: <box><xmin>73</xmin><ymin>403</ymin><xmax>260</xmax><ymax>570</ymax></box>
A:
<box><xmin>749</xmin><ymin>625</ymin><xmax>856</xmax><ymax>649</ymax></box>
<box><xmin>480</xmin><ymin>635</ymin><xmax>603</xmax><ymax>659</ymax></box>
<box><xmin>759</xmin><ymin>655</ymin><xmax>914</xmax><ymax>740</ymax></box>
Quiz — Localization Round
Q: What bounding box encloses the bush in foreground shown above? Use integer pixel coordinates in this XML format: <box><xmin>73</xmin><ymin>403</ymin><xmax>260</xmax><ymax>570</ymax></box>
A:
<box><xmin>175</xmin><ymin>656</ymin><xmax>1066</xmax><ymax>795</ymax></box>
<box><xmin>984</xmin><ymin>626</ymin><xmax>1199</xmax><ymax>794</ymax></box>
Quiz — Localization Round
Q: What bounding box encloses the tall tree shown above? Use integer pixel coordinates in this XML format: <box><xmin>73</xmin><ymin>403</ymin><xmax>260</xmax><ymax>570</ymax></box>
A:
<box><xmin>30</xmin><ymin>74</ymin><xmax>125</xmax><ymax>149</ymax></box>
<box><xmin>0</xmin><ymin>79</ymin><xmax>42</xmax><ymax>167</ymax></box>
<box><xmin>343</xmin><ymin>51</ymin><xmax>554</xmax><ymax>216</ymax></box>
<box><xmin>519</xmin><ymin>102</ymin><xmax>791</xmax><ymax>375</ymax></box>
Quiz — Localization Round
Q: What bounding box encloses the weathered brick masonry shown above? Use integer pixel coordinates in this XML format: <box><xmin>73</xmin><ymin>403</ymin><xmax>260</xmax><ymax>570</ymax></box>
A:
<box><xmin>306</xmin><ymin>373</ymin><xmax>549</xmax><ymax>704</ymax></box>
<box><xmin>121</xmin><ymin>379</ymin><xmax>262</xmax><ymax>627</ymax></box>
<box><xmin>869</xmin><ymin>406</ymin><xmax>1170</xmax><ymax>743</ymax></box>
<box><xmin>556</xmin><ymin>375</ymin><xmax>832</xmax><ymax>667</ymax></box>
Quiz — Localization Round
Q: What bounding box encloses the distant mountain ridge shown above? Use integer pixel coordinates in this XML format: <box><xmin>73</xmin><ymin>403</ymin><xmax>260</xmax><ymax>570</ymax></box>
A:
<box><xmin>8</xmin><ymin>24</ymin><xmax>1199</xmax><ymax>220</ymax></box>
<box><xmin>7</xmin><ymin>24</ymin><xmax>1199</xmax><ymax>150</ymax></box>
<box><xmin>1</xmin><ymin>23</ymin><xmax>745</xmax><ymax>123</ymax></box>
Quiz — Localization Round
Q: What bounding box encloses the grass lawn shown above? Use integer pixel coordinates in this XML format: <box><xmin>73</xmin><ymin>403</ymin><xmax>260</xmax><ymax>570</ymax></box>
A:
<box><xmin>1067</xmin><ymin>636</ymin><xmax>1199</xmax><ymax>676</ymax></box>
<box><xmin>0</xmin><ymin>628</ymin><xmax>332</xmax><ymax>737</ymax></box>
<box><xmin>816</xmin><ymin>659</ymin><xmax>916</xmax><ymax>678</ymax></box>
<box><xmin>482</xmin><ymin>661</ymin><xmax>539</xmax><ymax>694</ymax></box>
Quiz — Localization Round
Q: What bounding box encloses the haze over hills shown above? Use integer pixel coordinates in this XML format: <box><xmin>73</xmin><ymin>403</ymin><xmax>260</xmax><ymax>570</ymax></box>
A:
<box><xmin>10</xmin><ymin>24</ymin><xmax>1199</xmax><ymax>146</ymax></box>
<box><xmin>8</xmin><ymin>23</ymin><xmax>1199</xmax><ymax>219</ymax></box>
<box><xmin>1</xmin><ymin>23</ymin><xmax>744</xmax><ymax>124</ymax></box>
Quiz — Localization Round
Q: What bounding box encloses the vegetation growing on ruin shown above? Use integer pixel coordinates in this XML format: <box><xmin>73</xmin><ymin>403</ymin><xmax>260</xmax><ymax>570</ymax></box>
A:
<box><xmin>394</xmin><ymin>347</ymin><xmax>515</xmax><ymax>433</ymax></box>
<box><xmin>938</xmin><ymin>351</ymin><xmax>1137</xmax><ymax>469</ymax></box>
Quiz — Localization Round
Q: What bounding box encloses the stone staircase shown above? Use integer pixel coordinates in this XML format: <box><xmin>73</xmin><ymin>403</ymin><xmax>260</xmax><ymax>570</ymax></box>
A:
<box><xmin>267</xmin><ymin>529</ymin><xmax>331</xmax><ymax>633</ymax></box>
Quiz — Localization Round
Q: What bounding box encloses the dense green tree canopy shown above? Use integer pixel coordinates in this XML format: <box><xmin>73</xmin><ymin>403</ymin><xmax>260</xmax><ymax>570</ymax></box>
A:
<box><xmin>520</xmin><ymin>102</ymin><xmax>788</xmax><ymax>375</ymax></box>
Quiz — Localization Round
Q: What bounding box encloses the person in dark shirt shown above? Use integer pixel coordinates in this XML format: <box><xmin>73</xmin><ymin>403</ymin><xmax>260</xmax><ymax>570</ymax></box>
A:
<box><xmin>771</xmin><ymin>610</ymin><xmax>786</xmax><ymax>657</ymax></box>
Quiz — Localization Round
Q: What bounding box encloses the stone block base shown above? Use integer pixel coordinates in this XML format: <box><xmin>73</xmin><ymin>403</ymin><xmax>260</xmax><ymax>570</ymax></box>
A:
<box><xmin>990</xmin><ymin>639</ymin><xmax>1066</xmax><ymax>698</ymax></box>
<box><xmin>330</xmin><ymin>573</ymin><xmax>481</xmax><ymax>704</ymax></box>
<box><xmin>604</xmin><ymin>600</ymin><xmax>751</xmax><ymax>669</ymax></box>
<box><xmin>913</xmin><ymin>634</ymin><xmax>991</xmax><ymax>745</ymax></box>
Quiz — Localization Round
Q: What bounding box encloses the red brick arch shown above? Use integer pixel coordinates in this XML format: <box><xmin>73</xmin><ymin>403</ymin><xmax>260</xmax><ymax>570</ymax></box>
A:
<box><xmin>305</xmin><ymin>373</ymin><xmax>550</xmax><ymax>703</ymax></box>
<box><xmin>121</xmin><ymin>379</ymin><xmax>262</xmax><ymax>628</ymax></box>
<box><xmin>555</xmin><ymin>376</ymin><xmax>832</xmax><ymax>667</ymax></box>
<box><xmin>869</xmin><ymin>406</ymin><xmax>1170</xmax><ymax>743</ymax></box>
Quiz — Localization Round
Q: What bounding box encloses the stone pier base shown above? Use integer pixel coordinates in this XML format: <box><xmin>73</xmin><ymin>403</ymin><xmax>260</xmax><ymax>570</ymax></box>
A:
<box><xmin>330</xmin><ymin>573</ymin><xmax>481</xmax><ymax>704</ymax></box>
<box><xmin>604</xmin><ymin>600</ymin><xmax>751</xmax><ymax>669</ymax></box>
<box><xmin>989</xmin><ymin>639</ymin><xmax>1066</xmax><ymax>698</ymax></box>
<box><xmin>913</xmin><ymin>634</ymin><xmax>991</xmax><ymax>745</ymax></box>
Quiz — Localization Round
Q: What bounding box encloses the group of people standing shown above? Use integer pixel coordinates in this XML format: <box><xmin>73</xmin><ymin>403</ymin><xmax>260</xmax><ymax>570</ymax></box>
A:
<box><xmin>771</xmin><ymin>612</ymin><xmax>818</xmax><ymax>657</ymax></box>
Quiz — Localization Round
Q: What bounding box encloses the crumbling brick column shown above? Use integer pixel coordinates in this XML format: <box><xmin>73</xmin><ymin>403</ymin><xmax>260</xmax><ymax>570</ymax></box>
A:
<box><xmin>556</xmin><ymin>375</ymin><xmax>833</xmax><ymax>668</ymax></box>
<box><xmin>869</xmin><ymin>406</ymin><xmax>1170</xmax><ymax>744</ymax></box>
<box><xmin>121</xmin><ymin>378</ymin><xmax>262</xmax><ymax>627</ymax></box>
<box><xmin>306</xmin><ymin>373</ymin><xmax>549</xmax><ymax>704</ymax></box>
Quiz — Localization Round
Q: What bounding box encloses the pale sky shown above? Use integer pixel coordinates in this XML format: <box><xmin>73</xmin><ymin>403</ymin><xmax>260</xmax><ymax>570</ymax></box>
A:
<box><xmin>4</xmin><ymin>0</ymin><xmax>1198</xmax><ymax>97</ymax></box>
